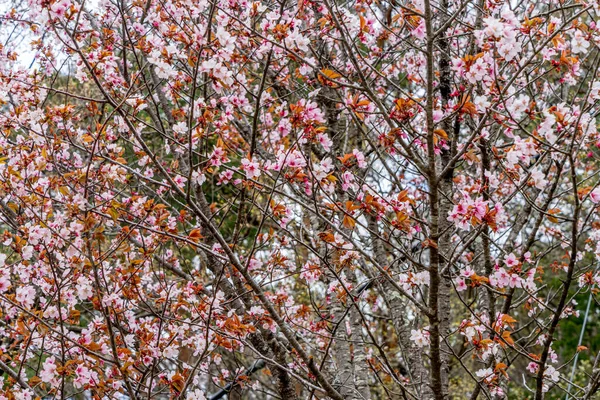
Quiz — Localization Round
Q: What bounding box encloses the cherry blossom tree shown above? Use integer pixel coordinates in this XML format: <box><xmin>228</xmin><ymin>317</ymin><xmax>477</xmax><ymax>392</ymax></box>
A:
<box><xmin>1</xmin><ymin>0</ymin><xmax>600</xmax><ymax>398</ymax></box>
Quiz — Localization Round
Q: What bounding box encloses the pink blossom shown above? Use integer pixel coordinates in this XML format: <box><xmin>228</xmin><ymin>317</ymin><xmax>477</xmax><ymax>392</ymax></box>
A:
<box><xmin>410</xmin><ymin>328</ymin><xmax>430</xmax><ymax>348</ymax></box>
<box><xmin>590</xmin><ymin>187</ymin><xmax>600</xmax><ymax>204</ymax></box>
<box><xmin>455</xmin><ymin>278</ymin><xmax>467</xmax><ymax>292</ymax></box>
<box><xmin>241</xmin><ymin>158</ymin><xmax>261</xmax><ymax>179</ymax></box>
<box><xmin>40</xmin><ymin>357</ymin><xmax>58</xmax><ymax>384</ymax></box>
<box><xmin>352</xmin><ymin>149</ymin><xmax>367</xmax><ymax>168</ymax></box>
<box><xmin>504</xmin><ymin>253</ymin><xmax>519</xmax><ymax>267</ymax></box>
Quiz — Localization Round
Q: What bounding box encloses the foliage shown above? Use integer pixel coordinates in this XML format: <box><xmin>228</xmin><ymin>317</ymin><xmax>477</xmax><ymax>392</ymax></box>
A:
<box><xmin>0</xmin><ymin>0</ymin><xmax>600</xmax><ymax>398</ymax></box>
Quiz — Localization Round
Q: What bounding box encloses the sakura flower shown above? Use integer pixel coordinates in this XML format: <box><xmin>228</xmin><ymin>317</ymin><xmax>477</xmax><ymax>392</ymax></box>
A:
<box><xmin>455</xmin><ymin>278</ymin><xmax>467</xmax><ymax>292</ymax></box>
<box><xmin>447</xmin><ymin>193</ymin><xmax>489</xmax><ymax>231</ymax></box>
<box><xmin>21</xmin><ymin>245</ymin><xmax>34</xmax><ymax>261</ymax></box>
<box><xmin>527</xmin><ymin>362</ymin><xmax>539</xmax><ymax>374</ymax></box>
<box><xmin>172</xmin><ymin>121</ymin><xmax>188</xmax><ymax>135</ymax></box>
<box><xmin>352</xmin><ymin>149</ymin><xmax>367</xmax><ymax>168</ymax></box>
<box><xmin>571</xmin><ymin>30</ymin><xmax>590</xmax><ymax>54</ymax></box>
<box><xmin>341</xmin><ymin>171</ymin><xmax>357</xmax><ymax>191</ymax></box>
<box><xmin>50</xmin><ymin>0</ymin><xmax>72</xmax><ymax>17</ymax></box>
<box><xmin>40</xmin><ymin>357</ymin><xmax>58</xmax><ymax>384</ymax></box>
<box><xmin>217</xmin><ymin>170</ymin><xmax>234</xmax><ymax>185</ymax></box>
<box><xmin>544</xmin><ymin>365</ymin><xmax>560</xmax><ymax>383</ymax></box>
<box><xmin>590</xmin><ymin>187</ymin><xmax>600</xmax><ymax>204</ymax></box>
<box><xmin>174</xmin><ymin>175</ymin><xmax>188</xmax><ymax>189</ymax></box>
<box><xmin>461</xmin><ymin>267</ymin><xmax>476</xmax><ymax>278</ymax></box>
<box><xmin>483</xmin><ymin>17</ymin><xmax>504</xmax><ymax>38</ymax></box>
<box><xmin>504</xmin><ymin>253</ymin><xmax>519</xmax><ymax>267</ymax></box>
<box><xmin>411</xmin><ymin>21</ymin><xmax>426</xmax><ymax>40</ymax></box>
<box><xmin>76</xmin><ymin>276</ymin><xmax>94</xmax><ymax>300</ymax></box>
<box><xmin>163</xmin><ymin>345</ymin><xmax>179</xmax><ymax>359</ymax></box>
<box><xmin>147</xmin><ymin>51</ymin><xmax>176</xmax><ymax>79</ymax></box>
<box><xmin>241</xmin><ymin>158</ymin><xmax>261</xmax><ymax>179</ymax></box>
<box><xmin>538</xmin><ymin>111</ymin><xmax>557</xmax><ymax>143</ymax></box>
<box><xmin>16</xmin><ymin>285</ymin><xmax>36</xmax><ymax>308</ymax></box>
<box><xmin>489</xmin><ymin>267</ymin><xmax>510</xmax><ymax>288</ymax></box>
<box><xmin>187</xmin><ymin>389</ymin><xmax>207</xmax><ymax>400</ymax></box>
<box><xmin>589</xmin><ymin>82</ymin><xmax>600</xmax><ymax>103</ymax></box>
<box><xmin>410</xmin><ymin>328</ymin><xmax>430</xmax><ymax>348</ymax></box>
<box><xmin>475</xmin><ymin>368</ymin><xmax>495</xmax><ymax>384</ymax></box>
<box><xmin>210</xmin><ymin>147</ymin><xmax>229</xmax><ymax>167</ymax></box>
<box><xmin>413</xmin><ymin>271</ymin><xmax>430</xmax><ymax>286</ymax></box>
<box><xmin>249</xmin><ymin>306</ymin><xmax>265</xmax><ymax>316</ymax></box>
<box><xmin>314</xmin><ymin>157</ymin><xmax>334</xmax><ymax>180</ymax></box>
<box><xmin>317</xmin><ymin>132</ymin><xmax>332</xmax><ymax>151</ymax></box>
<box><xmin>474</xmin><ymin>95</ymin><xmax>491</xmax><ymax>113</ymax></box>
<box><xmin>530</xmin><ymin>167</ymin><xmax>548</xmax><ymax>190</ymax></box>
<box><xmin>247</xmin><ymin>258</ymin><xmax>262</xmax><ymax>271</ymax></box>
<box><xmin>0</xmin><ymin>276</ymin><xmax>11</xmax><ymax>293</ymax></box>
<box><xmin>284</xmin><ymin>30</ymin><xmax>310</xmax><ymax>52</ymax></box>
<box><xmin>192</xmin><ymin>170</ymin><xmax>206</xmax><ymax>186</ymax></box>
<box><xmin>300</xmin><ymin>262</ymin><xmax>322</xmax><ymax>284</ymax></box>
<box><xmin>285</xmin><ymin>150</ymin><xmax>307</xmax><ymax>168</ymax></box>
